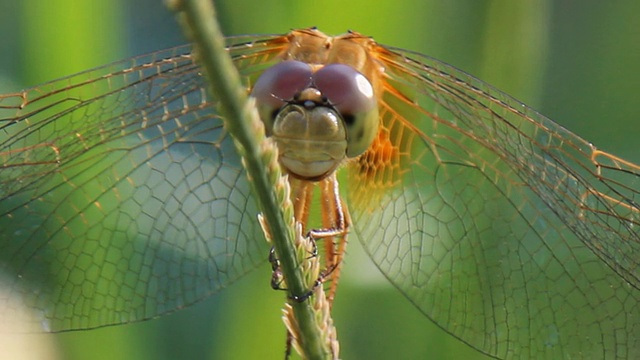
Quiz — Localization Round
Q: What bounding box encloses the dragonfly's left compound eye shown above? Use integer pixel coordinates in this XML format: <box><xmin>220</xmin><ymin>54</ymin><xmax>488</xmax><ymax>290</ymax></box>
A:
<box><xmin>313</xmin><ymin>63</ymin><xmax>379</xmax><ymax>158</ymax></box>
<box><xmin>251</xmin><ymin>60</ymin><xmax>313</xmax><ymax>135</ymax></box>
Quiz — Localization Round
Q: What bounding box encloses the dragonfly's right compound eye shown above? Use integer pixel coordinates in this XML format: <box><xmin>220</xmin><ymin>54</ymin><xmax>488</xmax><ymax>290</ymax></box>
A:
<box><xmin>251</xmin><ymin>60</ymin><xmax>313</xmax><ymax>135</ymax></box>
<box><xmin>312</xmin><ymin>63</ymin><xmax>378</xmax><ymax>158</ymax></box>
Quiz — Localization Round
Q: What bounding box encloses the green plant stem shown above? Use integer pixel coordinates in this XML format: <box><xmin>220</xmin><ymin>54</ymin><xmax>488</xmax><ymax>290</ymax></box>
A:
<box><xmin>169</xmin><ymin>0</ymin><xmax>329</xmax><ymax>358</ymax></box>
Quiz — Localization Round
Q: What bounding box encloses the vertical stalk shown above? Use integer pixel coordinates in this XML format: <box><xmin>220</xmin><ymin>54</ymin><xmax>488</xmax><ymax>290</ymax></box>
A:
<box><xmin>169</xmin><ymin>0</ymin><xmax>334</xmax><ymax>358</ymax></box>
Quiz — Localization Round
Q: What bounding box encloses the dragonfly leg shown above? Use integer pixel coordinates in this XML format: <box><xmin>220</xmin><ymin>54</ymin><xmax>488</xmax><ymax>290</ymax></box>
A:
<box><xmin>292</xmin><ymin>174</ymin><xmax>351</xmax><ymax>305</ymax></box>
<box><xmin>315</xmin><ymin>174</ymin><xmax>351</xmax><ymax>306</ymax></box>
<box><xmin>268</xmin><ymin>239</ymin><xmax>319</xmax><ymax>292</ymax></box>
<box><xmin>269</xmin><ymin>246</ymin><xmax>286</xmax><ymax>291</ymax></box>
<box><xmin>278</xmin><ymin>174</ymin><xmax>350</xmax><ymax>306</ymax></box>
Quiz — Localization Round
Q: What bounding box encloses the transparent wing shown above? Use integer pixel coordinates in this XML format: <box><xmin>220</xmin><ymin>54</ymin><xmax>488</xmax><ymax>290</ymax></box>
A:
<box><xmin>0</xmin><ymin>34</ymin><xmax>288</xmax><ymax>332</ymax></box>
<box><xmin>347</xmin><ymin>44</ymin><xmax>640</xmax><ymax>358</ymax></box>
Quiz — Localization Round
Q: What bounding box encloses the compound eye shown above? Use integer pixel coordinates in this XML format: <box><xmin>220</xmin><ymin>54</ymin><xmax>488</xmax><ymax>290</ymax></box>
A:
<box><xmin>313</xmin><ymin>63</ymin><xmax>379</xmax><ymax>157</ymax></box>
<box><xmin>251</xmin><ymin>61</ymin><xmax>313</xmax><ymax>131</ymax></box>
<box><xmin>312</xmin><ymin>63</ymin><xmax>376</xmax><ymax>119</ymax></box>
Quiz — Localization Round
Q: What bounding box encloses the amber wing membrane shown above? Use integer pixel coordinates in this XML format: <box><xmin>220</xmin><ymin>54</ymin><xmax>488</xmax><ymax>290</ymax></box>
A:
<box><xmin>0</xmin><ymin>35</ymin><xmax>290</xmax><ymax>331</ymax></box>
<box><xmin>347</xmin><ymin>43</ymin><xmax>640</xmax><ymax>358</ymax></box>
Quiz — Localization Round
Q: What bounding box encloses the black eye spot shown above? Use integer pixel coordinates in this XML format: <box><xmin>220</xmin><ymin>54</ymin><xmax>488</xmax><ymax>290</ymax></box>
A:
<box><xmin>343</xmin><ymin>113</ymin><xmax>355</xmax><ymax>126</ymax></box>
<box><xmin>270</xmin><ymin>108</ymin><xmax>280</xmax><ymax>121</ymax></box>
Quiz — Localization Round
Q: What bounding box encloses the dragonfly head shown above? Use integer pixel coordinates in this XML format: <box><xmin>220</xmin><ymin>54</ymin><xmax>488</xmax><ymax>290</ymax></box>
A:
<box><xmin>251</xmin><ymin>60</ymin><xmax>379</xmax><ymax>181</ymax></box>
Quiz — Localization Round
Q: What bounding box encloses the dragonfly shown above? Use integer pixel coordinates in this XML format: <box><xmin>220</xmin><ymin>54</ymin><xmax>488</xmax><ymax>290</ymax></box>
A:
<box><xmin>1</xmin><ymin>27</ymin><xmax>639</xmax><ymax>359</ymax></box>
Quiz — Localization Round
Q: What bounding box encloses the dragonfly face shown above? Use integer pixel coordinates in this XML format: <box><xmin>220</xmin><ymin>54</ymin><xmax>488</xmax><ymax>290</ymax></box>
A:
<box><xmin>252</xmin><ymin>56</ymin><xmax>379</xmax><ymax>180</ymax></box>
<box><xmin>0</xmin><ymin>27</ymin><xmax>639</xmax><ymax>359</ymax></box>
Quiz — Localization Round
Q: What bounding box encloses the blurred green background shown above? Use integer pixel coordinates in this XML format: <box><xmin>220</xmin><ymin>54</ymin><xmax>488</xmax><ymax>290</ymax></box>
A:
<box><xmin>0</xmin><ymin>0</ymin><xmax>638</xmax><ymax>359</ymax></box>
